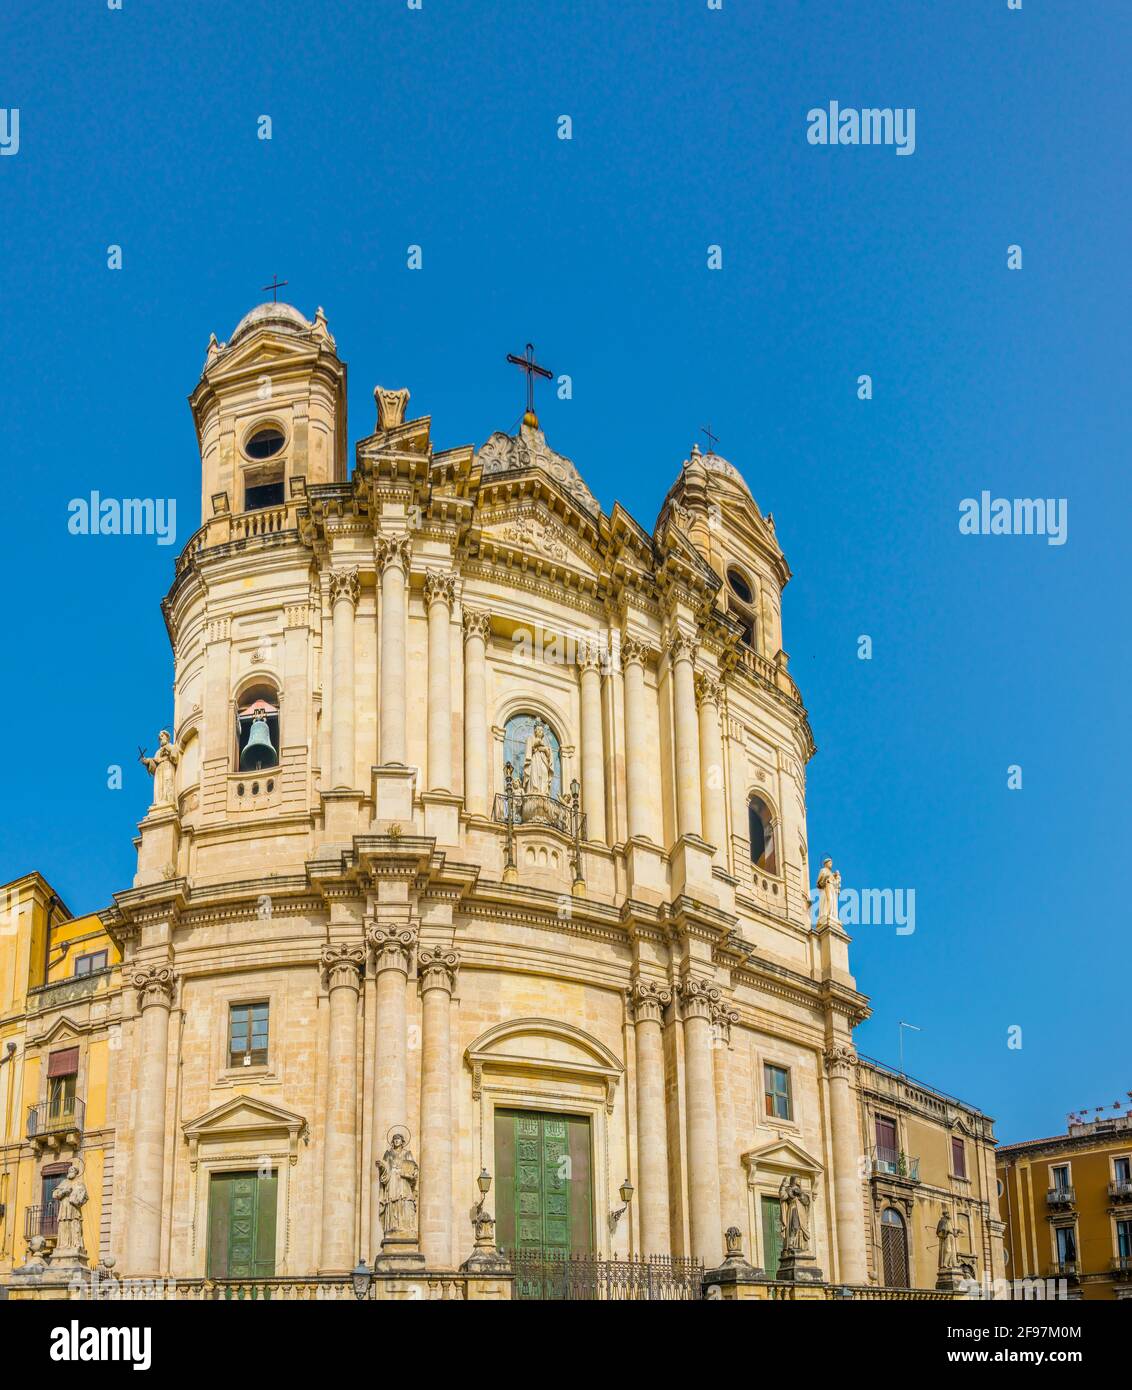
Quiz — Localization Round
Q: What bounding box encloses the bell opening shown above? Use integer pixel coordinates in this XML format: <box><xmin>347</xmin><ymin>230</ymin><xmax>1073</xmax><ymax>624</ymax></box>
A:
<box><xmin>237</xmin><ymin>688</ymin><xmax>280</xmax><ymax>773</ymax></box>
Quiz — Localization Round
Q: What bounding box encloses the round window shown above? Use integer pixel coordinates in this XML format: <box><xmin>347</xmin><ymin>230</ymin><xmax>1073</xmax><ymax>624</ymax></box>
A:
<box><xmin>727</xmin><ymin>568</ymin><xmax>753</xmax><ymax>604</ymax></box>
<box><xmin>245</xmin><ymin>427</ymin><xmax>285</xmax><ymax>460</ymax></box>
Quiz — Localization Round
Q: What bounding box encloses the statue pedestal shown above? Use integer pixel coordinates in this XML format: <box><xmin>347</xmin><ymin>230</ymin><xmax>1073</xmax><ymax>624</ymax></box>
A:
<box><xmin>374</xmin><ymin>1230</ymin><xmax>426</xmax><ymax>1273</ymax></box>
<box><xmin>936</xmin><ymin>1269</ymin><xmax>964</xmax><ymax>1292</ymax></box>
<box><xmin>777</xmin><ymin>1249</ymin><xmax>824</xmax><ymax>1283</ymax></box>
<box><xmin>322</xmin><ymin>789</ymin><xmax>365</xmax><ymax>844</ymax></box>
<box><xmin>625</xmin><ymin>838</ymin><xmax>667</xmax><ymax>905</ymax></box>
<box><xmin>372</xmin><ymin>765</ymin><xmax>417</xmax><ymax>827</ymax></box>
<box><xmin>669</xmin><ymin>834</ymin><xmax>718</xmax><ymax>904</ymax></box>
<box><xmin>134</xmin><ymin>806</ymin><xmax>181</xmax><ymax>887</ymax></box>
<box><xmin>460</xmin><ymin>1215</ymin><xmax>510</xmax><ymax>1275</ymax></box>
<box><xmin>421</xmin><ymin>791</ymin><xmax>461</xmax><ymax>848</ymax></box>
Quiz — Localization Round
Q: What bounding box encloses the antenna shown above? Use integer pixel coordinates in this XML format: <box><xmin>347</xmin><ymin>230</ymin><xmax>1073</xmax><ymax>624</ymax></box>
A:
<box><xmin>898</xmin><ymin>1020</ymin><xmax>921</xmax><ymax>1075</ymax></box>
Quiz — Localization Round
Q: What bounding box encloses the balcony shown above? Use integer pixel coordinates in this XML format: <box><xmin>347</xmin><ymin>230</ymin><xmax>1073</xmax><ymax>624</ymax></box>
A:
<box><xmin>1108</xmin><ymin>1180</ymin><xmax>1132</xmax><ymax>1203</ymax></box>
<box><xmin>1046</xmin><ymin>1186</ymin><xmax>1076</xmax><ymax>1208</ymax></box>
<box><xmin>24</xmin><ymin>1202</ymin><xmax>59</xmax><ymax>1242</ymax></box>
<box><xmin>1113</xmin><ymin>1255</ymin><xmax>1132</xmax><ymax>1278</ymax></box>
<box><xmin>1048</xmin><ymin>1259</ymin><xmax>1078</xmax><ymax>1279</ymax></box>
<box><xmin>26</xmin><ymin>1096</ymin><xmax>85</xmax><ymax>1150</ymax></box>
<box><xmin>868</xmin><ymin>1145</ymin><xmax>920</xmax><ymax>1183</ymax></box>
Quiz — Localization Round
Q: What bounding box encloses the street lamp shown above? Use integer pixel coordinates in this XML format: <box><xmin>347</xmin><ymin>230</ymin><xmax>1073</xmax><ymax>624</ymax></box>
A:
<box><xmin>476</xmin><ymin>1167</ymin><xmax>492</xmax><ymax>1212</ymax></box>
<box><xmin>609</xmin><ymin>1178</ymin><xmax>634</xmax><ymax>1231</ymax></box>
<box><xmin>351</xmin><ymin>1260</ymin><xmax>373</xmax><ymax>1302</ymax></box>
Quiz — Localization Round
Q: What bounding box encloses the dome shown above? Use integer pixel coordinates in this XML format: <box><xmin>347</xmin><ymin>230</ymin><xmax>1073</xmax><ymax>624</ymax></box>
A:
<box><xmin>227</xmin><ymin>301</ymin><xmax>313</xmax><ymax>346</ymax></box>
<box><xmin>688</xmin><ymin>443</ymin><xmax>753</xmax><ymax>498</ymax></box>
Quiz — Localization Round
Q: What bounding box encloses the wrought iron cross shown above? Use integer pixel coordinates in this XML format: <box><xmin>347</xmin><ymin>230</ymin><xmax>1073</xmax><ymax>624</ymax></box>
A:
<box><xmin>506</xmin><ymin>342</ymin><xmax>553</xmax><ymax>420</ymax></box>
<box><xmin>700</xmin><ymin>423</ymin><xmax>720</xmax><ymax>453</ymax></box>
<box><xmin>261</xmin><ymin>275</ymin><xmax>289</xmax><ymax>303</ymax></box>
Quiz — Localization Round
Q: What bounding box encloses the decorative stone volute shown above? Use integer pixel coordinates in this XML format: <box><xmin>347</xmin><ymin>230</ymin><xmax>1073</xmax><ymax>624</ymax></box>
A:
<box><xmin>418</xmin><ymin>945</ymin><xmax>460</xmax><ymax>995</ymax></box>
<box><xmin>677</xmin><ymin>976</ymin><xmax>721</xmax><ymax>1022</ymax></box>
<box><xmin>367</xmin><ymin>923</ymin><xmax>418</xmax><ymax>975</ymax></box>
<box><xmin>132</xmin><ymin>965</ymin><xmax>176</xmax><ymax>1011</ymax></box>
<box><xmin>627</xmin><ymin>978</ymin><xmax>672</xmax><ymax>1025</ymax></box>
<box><xmin>423</xmin><ymin>570</ymin><xmax>456</xmax><ymax>610</ymax></box>
<box><xmin>321</xmin><ymin>942</ymin><xmax>365</xmax><ymax>990</ymax></box>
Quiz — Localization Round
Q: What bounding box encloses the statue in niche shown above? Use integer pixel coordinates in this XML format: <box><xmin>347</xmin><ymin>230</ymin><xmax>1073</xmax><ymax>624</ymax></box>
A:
<box><xmin>779</xmin><ymin>1174</ymin><xmax>812</xmax><ymax>1254</ymax></box>
<box><xmin>53</xmin><ymin>1161</ymin><xmax>89</xmax><ymax>1255</ymax></box>
<box><xmin>378</xmin><ymin>1127</ymin><xmax>419</xmax><ymax>1236</ymax></box>
<box><xmin>521</xmin><ymin>718</ymin><xmax>554</xmax><ymax>798</ymax></box>
<box><xmin>815</xmin><ymin>857</ymin><xmax>841</xmax><ymax>925</ymax></box>
<box><xmin>138</xmin><ymin>730</ymin><xmax>179</xmax><ymax>806</ymax></box>
<box><xmin>936</xmin><ymin>1206</ymin><xmax>959</xmax><ymax>1272</ymax></box>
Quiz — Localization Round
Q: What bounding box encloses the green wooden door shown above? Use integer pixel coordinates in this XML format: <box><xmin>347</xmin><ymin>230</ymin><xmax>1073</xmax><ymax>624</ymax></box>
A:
<box><xmin>761</xmin><ymin>1196</ymin><xmax>783</xmax><ymax>1278</ymax></box>
<box><xmin>495</xmin><ymin>1109</ymin><xmax>592</xmax><ymax>1256</ymax></box>
<box><xmin>207</xmin><ymin>1171</ymin><xmax>278</xmax><ymax>1279</ymax></box>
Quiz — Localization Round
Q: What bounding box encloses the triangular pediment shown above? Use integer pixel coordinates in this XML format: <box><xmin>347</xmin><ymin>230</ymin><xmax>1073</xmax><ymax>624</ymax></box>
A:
<box><xmin>36</xmin><ymin>1014</ymin><xmax>89</xmax><ymax>1045</ymax></box>
<box><xmin>182</xmin><ymin>1093</ymin><xmax>307</xmax><ymax>1143</ymax></box>
<box><xmin>741</xmin><ymin>1137</ymin><xmax>824</xmax><ymax>1178</ymax></box>
<box><xmin>205</xmin><ymin>334</ymin><xmax>318</xmax><ymax>384</ymax></box>
<box><xmin>478</xmin><ymin>506</ymin><xmax>595</xmax><ymax>571</ymax></box>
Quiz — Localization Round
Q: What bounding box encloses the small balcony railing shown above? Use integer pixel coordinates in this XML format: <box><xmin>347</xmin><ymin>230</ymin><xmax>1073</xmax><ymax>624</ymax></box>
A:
<box><xmin>1046</xmin><ymin>1186</ymin><xmax>1076</xmax><ymax>1207</ymax></box>
<box><xmin>867</xmin><ymin>1145</ymin><xmax>920</xmax><ymax>1183</ymax></box>
<box><xmin>1108</xmin><ymin>1180</ymin><xmax>1132</xmax><ymax>1202</ymax></box>
<box><xmin>492</xmin><ymin>791</ymin><xmax>586</xmax><ymax>840</ymax></box>
<box><xmin>24</xmin><ymin>1202</ymin><xmax>59</xmax><ymax>1241</ymax></box>
<box><xmin>26</xmin><ymin>1096</ymin><xmax>85</xmax><ymax>1141</ymax></box>
<box><xmin>1113</xmin><ymin>1255</ymin><xmax>1132</xmax><ymax>1276</ymax></box>
<box><xmin>1048</xmin><ymin>1259</ymin><xmax>1078</xmax><ymax>1279</ymax></box>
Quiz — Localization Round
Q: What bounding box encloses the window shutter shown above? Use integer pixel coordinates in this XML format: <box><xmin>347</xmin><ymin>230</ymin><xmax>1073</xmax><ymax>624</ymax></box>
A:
<box><xmin>47</xmin><ymin>1047</ymin><xmax>79</xmax><ymax>1078</ymax></box>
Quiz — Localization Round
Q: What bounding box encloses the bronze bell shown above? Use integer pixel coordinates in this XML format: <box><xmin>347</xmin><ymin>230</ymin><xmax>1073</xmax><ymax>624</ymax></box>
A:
<box><xmin>240</xmin><ymin>716</ymin><xmax>277</xmax><ymax>771</ymax></box>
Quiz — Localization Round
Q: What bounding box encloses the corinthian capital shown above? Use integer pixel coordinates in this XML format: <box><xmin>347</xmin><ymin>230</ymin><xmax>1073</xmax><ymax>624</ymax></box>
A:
<box><xmin>576</xmin><ymin>639</ymin><xmax>605</xmax><ymax>675</ymax></box>
<box><xmin>132</xmin><ymin>965</ymin><xmax>176</xmax><ymax>1011</ymax></box>
<box><xmin>823</xmin><ymin>1044</ymin><xmax>859</xmax><ymax>1080</ymax></box>
<box><xmin>620</xmin><ymin>635</ymin><xmax>652</xmax><ymax>669</ymax></box>
<box><xmin>367</xmin><ymin>922</ymin><xmax>418</xmax><ymax>975</ymax></box>
<box><xmin>711</xmin><ymin>999</ymin><xmax>741</xmax><ymax>1045</ymax></box>
<box><xmin>694</xmin><ymin>670</ymin><xmax>724</xmax><ymax>709</ymax></box>
<box><xmin>423</xmin><ymin>569</ymin><xmax>456</xmax><ymax>610</ymax></box>
<box><xmin>667</xmin><ymin>632</ymin><xmax>697</xmax><ymax>666</ymax></box>
<box><xmin>418</xmin><ymin>945</ymin><xmax>460</xmax><ymax>995</ymax></box>
<box><xmin>375</xmin><ymin>536</ymin><xmax>412</xmax><ymax>575</ymax></box>
<box><xmin>463</xmin><ymin>607</ymin><xmax>491</xmax><ymax>644</ymax></box>
<box><xmin>627</xmin><ymin>978</ymin><xmax>672</xmax><ymax>1025</ymax></box>
<box><xmin>321</xmin><ymin>942</ymin><xmax>365</xmax><ymax>991</ymax></box>
<box><xmin>328</xmin><ymin>566</ymin><xmax>360</xmax><ymax>608</ymax></box>
<box><xmin>677</xmin><ymin>976</ymin><xmax>721</xmax><ymax>1022</ymax></box>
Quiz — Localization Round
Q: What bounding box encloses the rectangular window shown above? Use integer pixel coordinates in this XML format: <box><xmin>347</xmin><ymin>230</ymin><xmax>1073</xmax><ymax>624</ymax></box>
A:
<box><xmin>1055</xmin><ymin>1226</ymin><xmax>1077</xmax><ymax>1263</ymax></box>
<box><xmin>228</xmin><ymin>1002</ymin><xmax>269</xmax><ymax>1067</ymax></box>
<box><xmin>1114</xmin><ymin>1157</ymin><xmax>1131</xmax><ymax>1185</ymax></box>
<box><xmin>1051</xmin><ymin>1164</ymin><xmax>1071</xmax><ymax>1192</ymax></box>
<box><xmin>874</xmin><ymin>1115</ymin><xmax>898</xmax><ymax>1171</ymax></box>
<box><xmin>1117</xmin><ymin>1220</ymin><xmax>1132</xmax><ymax>1259</ymax></box>
<box><xmin>951</xmin><ymin>1136</ymin><xmax>967</xmax><ymax>1179</ymax></box>
<box><xmin>763</xmin><ymin>1064</ymin><xmax>792</xmax><ymax>1121</ymax></box>
<box><xmin>74</xmin><ymin>950</ymin><xmax>108</xmax><ymax>977</ymax></box>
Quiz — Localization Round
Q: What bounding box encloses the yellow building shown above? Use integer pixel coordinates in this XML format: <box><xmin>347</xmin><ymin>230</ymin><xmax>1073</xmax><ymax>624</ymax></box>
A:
<box><xmin>855</xmin><ymin>1056</ymin><xmax>1004</xmax><ymax>1293</ymax></box>
<box><xmin>0</xmin><ymin>872</ymin><xmax>120</xmax><ymax>1279</ymax></box>
<box><xmin>997</xmin><ymin>1107</ymin><xmax>1132</xmax><ymax>1300</ymax></box>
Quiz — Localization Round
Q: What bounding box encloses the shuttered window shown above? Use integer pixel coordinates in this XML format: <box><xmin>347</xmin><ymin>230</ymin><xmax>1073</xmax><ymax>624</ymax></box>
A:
<box><xmin>47</xmin><ymin>1047</ymin><xmax>79</xmax><ymax>1078</ymax></box>
<box><xmin>951</xmin><ymin>1136</ymin><xmax>967</xmax><ymax>1179</ymax></box>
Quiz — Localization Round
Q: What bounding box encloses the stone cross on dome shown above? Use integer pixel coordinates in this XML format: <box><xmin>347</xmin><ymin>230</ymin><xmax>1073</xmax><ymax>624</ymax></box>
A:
<box><xmin>261</xmin><ymin>274</ymin><xmax>289</xmax><ymax>303</ymax></box>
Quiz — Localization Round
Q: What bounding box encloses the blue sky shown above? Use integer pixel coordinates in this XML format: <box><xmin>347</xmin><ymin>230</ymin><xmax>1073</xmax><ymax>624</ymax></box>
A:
<box><xmin>1</xmin><ymin>2</ymin><xmax>1128</xmax><ymax>1143</ymax></box>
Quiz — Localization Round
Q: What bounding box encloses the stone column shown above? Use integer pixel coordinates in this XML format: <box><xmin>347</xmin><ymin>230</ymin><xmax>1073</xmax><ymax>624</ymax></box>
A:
<box><xmin>669</xmin><ymin>634</ymin><xmax>703</xmax><ymax>841</ymax></box>
<box><xmin>695</xmin><ymin>672</ymin><xmax>727</xmax><ymax>860</ymax></box>
<box><xmin>577</xmin><ymin>643</ymin><xmax>607</xmax><ymax>844</ymax></box>
<box><xmin>328</xmin><ymin>567</ymin><xmax>360</xmax><ymax>789</ymax></box>
<box><xmin>377</xmin><ymin>538</ymin><xmax>410</xmax><ymax>765</ymax></box>
<box><xmin>621</xmin><ymin>637</ymin><xmax>651</xmax><ymax>841</ymax></box>
<box><xmin>628</xmin><ymin>980</ymin><xmax>672</xmax><ymax>1256</ymax></box>
<box><xmin>126</xmin><ymin>966</ymin><xmax>176</xmax><ymax>1276</ymax></box>
<box><xmin>462</xmin><ymin>609</ymin><xmax>490</xmax><ymax>817</ymax></box>
<box><xmin>366</xmin><ymin>923</ymin><xmax>416</xmax><ymax>1254</ymax></box>
<box><xmin>681</xmin><ymin>977</ymin><xmax>723</xmax><ymax>1267</ymax></box>
<box><xmin>825</xmin><ymin>1045</ymin><xmax>869</xmax><ymax>1283</ymax></box>
<box><xmin>418</xmin><ymin>945</ymin><xmax>459</xmax><ymax>1269</ymax></box>
<box><xmin>319</xmin><ymin>943</ymin><xmax>364</xmax><ymax>1273</ymax></box>
<box><xmin>711</xmin><ymin>999</ymin><xmax>743</xmax><ymax>1238</ymax></box>
<box><xmin>424</xmin><ymin>571</ymin><xmax>455</xmax><ymax>792</ymax></box>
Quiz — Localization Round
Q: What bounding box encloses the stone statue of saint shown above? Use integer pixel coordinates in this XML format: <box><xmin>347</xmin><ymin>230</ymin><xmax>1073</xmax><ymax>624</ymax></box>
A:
<box><xmin>937</xmin><ymin>1206</ymin><xmax>959</xmax><ymax>1272</ymax></box>
<box><xmin>521</xmin><ymin>718</ymin><xmax>554</xmax><ymax>799</ymax></box>
<box><xmin>53</xmin><ymin>1162</ymin><xmax>89</xmax><ymax>1255</ymax></box>
<box><xmin>139</xmin><ymin>730</ymin><xmax>179</xmax><ymax>806</ymax></box>
<box><xmin>779</xmin><ymin>1174</ymin><xmax>811</xmax><ymax>1254</ymax></box>
<box><xmin>378</xmin><ymin>1128</ymin><xmax>419</xmax><ymax>1236</ymax></box>
<box><xmin>815</xmin><ymin>857</ymin><xmax>841</xmax><ymax>925</ymax></box>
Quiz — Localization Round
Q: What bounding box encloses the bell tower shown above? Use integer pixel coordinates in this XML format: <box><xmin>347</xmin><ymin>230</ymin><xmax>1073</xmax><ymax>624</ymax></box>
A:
<box><xmin>188</xmin><ymin>301</ymin><xmax>347</xmax><ymax>525</ymax></box>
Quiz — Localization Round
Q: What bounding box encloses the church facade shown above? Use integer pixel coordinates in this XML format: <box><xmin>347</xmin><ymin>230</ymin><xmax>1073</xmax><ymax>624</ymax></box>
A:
<box><xmin>3</xmin><ymin>302</ymin><xmax>1005</xmax><ymax>1298</ymax></box>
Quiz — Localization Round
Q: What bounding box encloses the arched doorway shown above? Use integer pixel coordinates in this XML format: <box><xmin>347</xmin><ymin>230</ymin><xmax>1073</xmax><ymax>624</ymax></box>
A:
<box><xmin>880</xmin><ymin>1207</ymin><xmax>910</xmax><ymax>1287</ymax></box>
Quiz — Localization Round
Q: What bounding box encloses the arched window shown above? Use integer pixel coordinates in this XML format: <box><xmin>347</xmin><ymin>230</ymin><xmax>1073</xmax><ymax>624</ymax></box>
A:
<box><xmin>503</xmin><ymin>713</ymin><xmax>562</xmax><ymax>802</ymax></box>
<box><xmin>727</xmin><ymin>566</ymin><xmax>757</xmax><ymax>651</ymax></box>
<box><xmin>748</xmin><ymin>795</ymin><xmax>777</xmax><ymax>874</ymax></box>
<box><xmin>236</xmin><ymin>683</ymin><xmax>280</xmax><ymax>772</ymax></box>
<box><xmin>880</xmin><ymin>1208</ymin><xmax>910</xmax><ymax>1288</ymax></box>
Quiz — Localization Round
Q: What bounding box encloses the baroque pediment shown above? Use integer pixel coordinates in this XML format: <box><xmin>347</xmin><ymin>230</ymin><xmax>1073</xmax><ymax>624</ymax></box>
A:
<box><xmin>479</xmin><ymin>510</ymin><xmax>593</xmax><ymax>570</ymax></box>
<box><xmin>465</xmin><ymin>1017</ymin><xmax>624</xmax><ymax>1114</ymax></box>
<box><xmin>741</xmin><ymin>1137</ymin><xmax>824</xmax><ymax>1181</ymax></box>
<box><xmin>182</xmin><ymin>1093</ymin><xmax>309</xmax><ymax>1167</ymax></box>
<box><xmin>476</xmin><ymin>422</ymin><xmax>601</xmax><ymax>517</ymax></box>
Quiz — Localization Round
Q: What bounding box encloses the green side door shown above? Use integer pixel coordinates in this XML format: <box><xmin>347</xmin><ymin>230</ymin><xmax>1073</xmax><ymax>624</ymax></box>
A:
<box><xmin>761</xmin><ymin>1195</ymin><xmax>783</xmax><ymax>1278</ymax></box>
<box><xmin>207</xmin><ymin>1170</ymin><xmax>278</xmax><ymax>1279</ymax></box>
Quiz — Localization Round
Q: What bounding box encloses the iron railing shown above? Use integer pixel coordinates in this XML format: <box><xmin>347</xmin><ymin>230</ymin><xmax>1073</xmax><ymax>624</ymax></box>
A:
<box><xmin>1107</xmin><ymin>1180</ymin><xmax>1132</xmax><ymax>1201</ymax></box>
<box><xmin>507</xmin><ymin>1249</ymin><xmax>703</xmax><ymax>1301</ymax></box>
<box><xmin>1049</xmin><ymin>1259</ymin><xmax>1078</xmax><ymax>1278</ymax></box>
<box><xmin>1112</xmin><ymin>1255</ymin><xmax>1132</xmax><ymax>1274</ymax></box>
<box><xmin>1046</xmin><ymin>1186</ymin><xmax>1076</xmax><ymax>1206</ymax></box>
<box><xmin>25</xmin><ymin>1202</ymin><xmax>59</xmax><ymax>1240</ymax></box>
<box><xmin>492</xmin><ymin>791</ymin><xmax>586</xmax><ymax>840</ymax></box>
<box><xmin>868</xmin><ymin>1145</ymin><xmax>920</xmax><ymax>1182</ymax></box>
<box><xmin>26</xmin><ymin>1096</ymin><xmax>85</xmax><ymax>1140</ymax></box>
